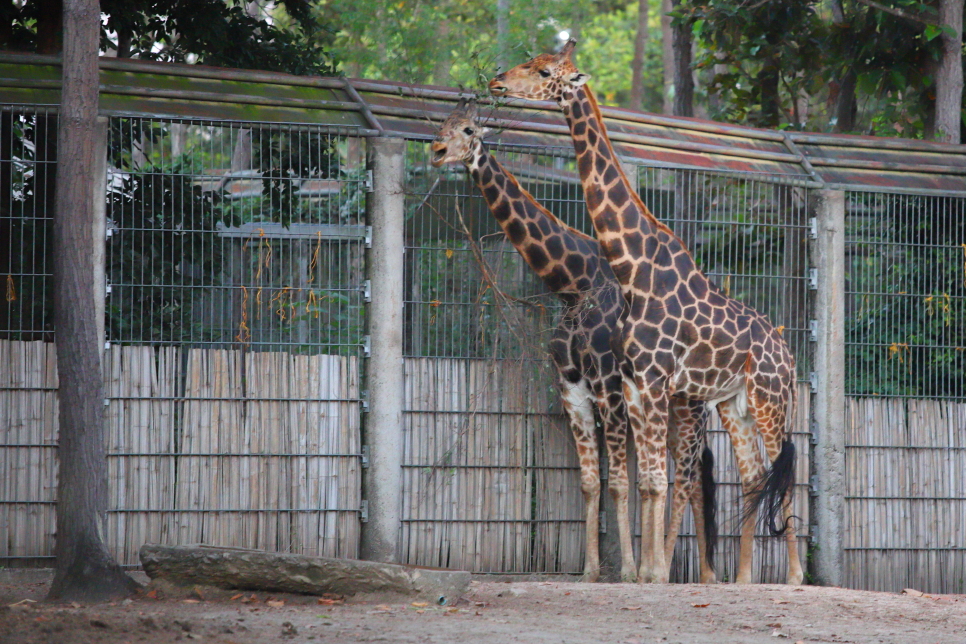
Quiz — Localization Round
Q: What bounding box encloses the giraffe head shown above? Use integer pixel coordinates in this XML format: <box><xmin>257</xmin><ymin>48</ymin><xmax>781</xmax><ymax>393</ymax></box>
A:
<box><xmin>430</xmin><ymin>98</ymin><xmax>491</xmax><ymax>167</ymax></box>
<box><xmin>488</xmin><ymin>39</ymin><xmax>590</xmax><ymax>105</ymax></box>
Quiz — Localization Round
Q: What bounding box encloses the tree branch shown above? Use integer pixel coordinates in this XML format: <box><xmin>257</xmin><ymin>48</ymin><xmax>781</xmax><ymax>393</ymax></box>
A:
<box><xmin>853</xmin><ymin>0</ymin><xmax>940</xmax><ymax>26</ymax></box>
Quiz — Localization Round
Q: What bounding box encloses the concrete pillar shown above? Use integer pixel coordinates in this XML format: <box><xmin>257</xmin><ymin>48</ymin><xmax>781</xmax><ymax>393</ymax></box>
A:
<box><xmin>361</xmin><ymin>137</ymin><xmax>406</xmax><ymax>563</ymax></box>
<box><xmin>812</xmin><ymin>189</ymin><xmax>846</xmax><ymax>587</ymax></box>
<box><xmin>94</xmin><ymin>117</ymin><xmax>108</xmax><ymax>350</ymax></box>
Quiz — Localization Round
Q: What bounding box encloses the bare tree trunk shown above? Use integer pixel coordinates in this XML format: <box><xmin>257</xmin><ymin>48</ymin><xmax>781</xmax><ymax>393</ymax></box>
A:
<box><xmin>936</xmin><ymin>0</ymin><xmax>963</xmax><ymax>143</ymax></box>
<box><xmin>757</xmin><ymin>55</ymin><xmax>780</xmax><ymax>127</ymax></box>
<box><xmin>631</xmin><ymin>0</ymin><xmax>650</xmax><ymax>110</ymax></box>
<box><xmin>661</xmin><ymin>0</ymin><xmax>674</xmax><ymax>114</ymax></box>
<box><xmin>668</xmin><ymin>0</ymin><xmax>693</xmax><ymax>116</ymax></box>
<box><xmin>47</xmin><ymin>0</ymin><xmax>138</xmax><ymax>603</ymax></box>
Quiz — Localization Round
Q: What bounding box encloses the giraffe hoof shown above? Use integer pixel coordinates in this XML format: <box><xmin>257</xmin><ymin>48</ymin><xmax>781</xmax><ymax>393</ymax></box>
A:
<box><xmin>620</xmin><ymin>569</ymin><xmax>637</xmax><ymax>583</ymax></box>
<box><xmin>786</xmin><ymin>571</ymin><xmax>804</xmax><ymax>586</ymax></box>
<box><xmin>700</xmin><ymin>572</ymin><xmax>718</xmax><ymax>584</ymax></box>
<box><xmin>580</xmin><ymin>570</ymin><xmax>601</xmax><ymax>583</ymax></box>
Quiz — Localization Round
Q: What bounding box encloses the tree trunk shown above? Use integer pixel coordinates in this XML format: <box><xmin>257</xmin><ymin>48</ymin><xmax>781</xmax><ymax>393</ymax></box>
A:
<box><xmin>631</xmin><ymin>0</ymin><xmax>650</xmax><ymax>110</ymax></box>
<box><xmin>669</xmin><ymin>0</ymin><xmax>693</xmax><ymax>117</ymax></box>
<box><xmin>47</xmin><ymin>0</ymin><xmax>138</xmax><ymax>603</ymax></box>
<box><xmin>661</xmin><ymin>0</ymin><xmax>674</xmax><ymax>114</ymax></box>
<box><xmin>936</xmin><ymin>0</ymin><xmax>963</xmax><ymax>143</ymax></box>
<box><xmin>832</xmin><ymin>68</ymin><xmax>857</xmax><ymax>133</ymax></box>
<box><xmin>757</xmin><ymin>54</ymin><xmax>780</xmax><ymax>127</ymax></box>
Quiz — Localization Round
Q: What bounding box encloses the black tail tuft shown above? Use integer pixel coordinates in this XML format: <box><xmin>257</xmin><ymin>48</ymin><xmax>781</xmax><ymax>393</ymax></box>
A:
<box><xmin>700</xmin><ymin>446</ymin><xmax>718</xmax><ymax>568</ymax></box>
<box><xmin>742</xmin><ymin>439</ymin><xmax>797</xmax><ymax>536</ymax></box>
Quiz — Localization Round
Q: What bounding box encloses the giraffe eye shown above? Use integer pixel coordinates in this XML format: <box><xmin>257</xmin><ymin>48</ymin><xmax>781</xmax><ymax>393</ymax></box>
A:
<box><xmin>463</xmin><ymin>127</ymin><xmax>474</xmax><ymax>135</ymax></box>
<box><xmin>538</xmin><ymin>69</ymin><xmax>551</xmax><ymax>78</ymax></box>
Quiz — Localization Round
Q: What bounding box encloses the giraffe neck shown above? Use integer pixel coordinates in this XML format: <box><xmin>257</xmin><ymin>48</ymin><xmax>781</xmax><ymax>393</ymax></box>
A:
<box><xmin>561</xmin><ymin>84</ymin><xmax>688</xmax><ymax>287</ymax></box>
<box><xmin>465</xmin><ymin>142</ymin><xmax>597</xmax><ymax>296</ymax></box>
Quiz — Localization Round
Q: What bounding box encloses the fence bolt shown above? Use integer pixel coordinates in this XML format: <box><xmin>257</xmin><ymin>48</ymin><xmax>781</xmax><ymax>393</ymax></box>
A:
<box><xmin>808</xmin><ymin>216</ymin><xmax>818</xmax><ymax>240</ymax></box>
<box><xmin>360</xmin><ymin>389</ymin><xmax>369</xmax><ymax>412</ymax></box>
<box><xmin>362</xmin><ymin>279</ymin><xmax>372</xmax><ymax>303</ymax></box>
<box><xmin>363</xmin><ymin>335</ymin><xmax>371</xmax><ymax>358</ymax></box>
<box><xmin>809</xmin><ymin>371</ymin><xmax>818</xmax><ymax>392</ymax></box>
<box><xmin>365</xmin><ymin>225</ymin><xmax>373</xmax><ymax>248</ymax></box>
<box><xmin>809</xmin><ymin>319</ymin><xmax>817</xmax><ymax>342</ymax></box>
<box><xmin>361</xmin><ymin>445</ymin><xmax>370</xmax><ymax>468</ymax></box>
<box><xmin>105</xmin><ymin>284</ymin><xmax>112</xmax><ymax>297</ymax></box>
<box><xmin>360</xmin><ymin>500</ymin><xmax>369</xmax><ymax>523</ymax></box>
<box><xmin>808</xmin><ymin>268</ymin><xmax>818</xmax><ymax>290</ymax></box>
<box><xmin>364</xmin><ymin>169</ymin><xmax>374</xmax><ymax>193</ymax></box>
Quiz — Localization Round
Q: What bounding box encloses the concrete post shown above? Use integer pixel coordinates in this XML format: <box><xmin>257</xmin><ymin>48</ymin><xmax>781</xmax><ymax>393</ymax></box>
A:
<box><xmin>94</xmin><ymin>117</ymin><xmax>108</xmax><ymax>350</ymax></box>
<box><xmin>361</xmin><ymin>136</ymin><xmax>406</xmax><ymax>563</ymax></box>
<box><xmin>812</xmin><ymin>189</ymin><xmax>846</xmax><ymax>587</ymax></box>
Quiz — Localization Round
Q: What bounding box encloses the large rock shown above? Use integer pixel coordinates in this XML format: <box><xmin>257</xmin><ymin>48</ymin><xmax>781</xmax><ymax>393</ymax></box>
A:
<box><xmin>139</xmin><ymin>544</ymin><xmax>470</xmax><ymax>605</ymax></box>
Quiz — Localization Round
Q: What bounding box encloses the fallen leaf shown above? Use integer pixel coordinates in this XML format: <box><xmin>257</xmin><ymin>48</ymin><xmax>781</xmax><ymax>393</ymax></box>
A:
<box><xmin>767</xmin><ymin>622</ymin><xmax>782</xmax><ymax>628</ymax></box>
<box><xmin>563</xmin><ymin>592</ymin><xmax>571</xmax><ymax>596</ymax></box>
<box><xmin>691</xmin><ymin>603</ymin><xmax>710</xmax><ymax>608</ymax></box>
<box><xmin>266</xmin><ymin>599</ymin><xmax>285</xmax><ymax>608</ymax></box>
<box><xmin>7</xmin><ymin>599</ymin><xmax>36</xmax><ymax>609</ymax></box>
<box><xmin>447</xmin><ymin>607</ymin><xmax>459</xmax><ymax>613</ymax></box>
<box><xmin>771</xmin><ymin>630</ymin><xmax>789</xmax><ymax>638</ymax></box>
<box><xmin>416</xmin><ymin>609</ymin><xmax>425</xmax><ymax>614</ymax></box>
<box><xmin>375</xmin><ymin>604</ymin><xmax>392</xmax><ymax>611</ymax></box>
<box><xmin>902</xmin><ymin>588</ymin><xmax>925</xmax><ymax>597</ymax></box>
<box><xmin>230</xmin><ymin>593</ymin><xmax>244</xmax><ymax>601</ymax></box>
<box><xmin>771</xmin><ymin>599</ymin><xmax>790</xmax><ymax>604</ymax></box>
<box><xmin>182</xmin><ymin>599</ymin><xmax>200</xmax><ymax>604</ymax></box>
<box><xmin>146</xmin><ymin>589</ymin><xmax>159</xmax><ymax>600</ymax></box>
<box><xmin>474</xmin><ymin>602</ymin><xmax>486</xmax><ymax>607</ymax></box>
<box><xmin>317</xmin><ymin>598</ymin><xmax>344</xmax><ymax>606</ymax></box>
<box><xmin>411</xmin><ymin>602</ymin><xmax>429</xmax><ymax>608</ymax></box>
<box><xmin>620</xmin><ymin>606</ymin><xmax>643</xmax><ymax>611</ymax></box>
<box><xmin>241</xmin><ymin>594</ymin><xmax>259</xmax><ymax>604</ymax></box>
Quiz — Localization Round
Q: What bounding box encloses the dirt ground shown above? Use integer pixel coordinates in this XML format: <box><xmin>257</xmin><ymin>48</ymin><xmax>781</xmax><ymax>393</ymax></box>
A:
<box><xmin>2</xmin><ymin>570</ymin><xmax>965</xmax><ymax>644</ymax></box>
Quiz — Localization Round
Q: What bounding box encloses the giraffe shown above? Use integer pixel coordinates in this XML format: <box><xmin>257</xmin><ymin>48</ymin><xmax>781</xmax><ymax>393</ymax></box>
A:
<box><xmin>430</xmin><ymin>98</ymin><xmax>718</xmax><ymax>583</ymax></box>
<box><xmin>489</xmin><ymin>40</ymin><xmax>803</xmax><ymax>585</ymax></box>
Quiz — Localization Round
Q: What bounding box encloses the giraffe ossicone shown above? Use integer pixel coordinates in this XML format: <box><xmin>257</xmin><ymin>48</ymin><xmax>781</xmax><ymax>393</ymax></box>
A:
<box><xmin>430</xmin><ymin>98</ymin><xmax>718</xmax><ymax>584</ymax></box>
<box><xmin>490</xmin><ymin>40</ymin><xmax>804</xmax><ymax>586</ymax></box>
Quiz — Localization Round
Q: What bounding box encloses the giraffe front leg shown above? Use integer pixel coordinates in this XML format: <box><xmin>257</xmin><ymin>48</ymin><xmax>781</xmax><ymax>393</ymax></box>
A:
<box><xmin>598</xmin><ymin>396</ymin><xmax>635</xmax><ymax>582</ymax></box>
<box><xmin>625</xmin><ymin>378</ymin><xmax>670</xmax><ymax>584</ymax></box>
<box><xmin>560</xmin><ymin>379</ymin><xmax>602</xmax><ymax>582</ymax></box>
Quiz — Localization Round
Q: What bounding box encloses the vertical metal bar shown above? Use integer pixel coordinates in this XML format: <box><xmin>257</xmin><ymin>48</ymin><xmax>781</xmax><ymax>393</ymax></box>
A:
<box><xmin>812</xmin><ymin>188</ymin><xmax>846</xmax><ymax>586</ymax></box>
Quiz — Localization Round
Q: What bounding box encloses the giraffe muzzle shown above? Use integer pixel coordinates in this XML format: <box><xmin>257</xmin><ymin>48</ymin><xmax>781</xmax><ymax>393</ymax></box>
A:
<box><xmin>430</xmin><ymin>144</ymin><xmax>448</xmax><ymax>167</ymax></box>
<box><xmin>488</xmin><ymin>78</ymin><xmax>508</xmax><ymax>96</ymax></box>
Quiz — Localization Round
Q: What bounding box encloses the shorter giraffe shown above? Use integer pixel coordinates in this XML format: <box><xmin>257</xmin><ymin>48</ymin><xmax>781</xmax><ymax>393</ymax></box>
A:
<box><xmin>430</xmin><ymin>98</ymin><xmax>718</xmax><ymax>583</ymax></box>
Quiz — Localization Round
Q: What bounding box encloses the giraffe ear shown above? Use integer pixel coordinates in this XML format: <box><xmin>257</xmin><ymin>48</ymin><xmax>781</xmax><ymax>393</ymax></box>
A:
<box><xmin>567</xmin><ymin>72</ymin><xmax>590</xmax><ymax>87</ymax></box>
<box><xmin>479</xmin><ymin>127</ymin><xmax>493</xmax><ymax>138</ymax></box>
<box><xmin>464</xmin><ymin>99</ymin><xmax>479</xmax><ymax>120</ymax></box>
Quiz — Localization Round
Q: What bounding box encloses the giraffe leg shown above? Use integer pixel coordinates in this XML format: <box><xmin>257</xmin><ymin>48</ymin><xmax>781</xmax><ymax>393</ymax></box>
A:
<box><xmin>596</xmin><ymin>393</ymin><xmax>635</xmax><ymax>582</ymax></box>
<box><xmin>663</xmin><ymin>398</ymin><xmax>692</xmax><ymax>581</ymax></box>
<box><xmin>624</xmin><ymin>376</ymin><xmax>670</xmax><ymax>584</ymax></box>
<box><xmin>749</xmin><ymin>388</ymin><xmax>804</xmax><ymax>586</ymax></box>
<box><xmin>664</xmin><ymin>399</ymin><xmax>717</xmax><ymax>584</ymax></box>
<box><xmin>560</xmin><ymin>378</ymin><xmax>602</xmax><ymax>582</ymax></box>
<box><xmin>717</xmin><ymin>395</ymin><xmax>766</xmax><ymax>584</ymax></box>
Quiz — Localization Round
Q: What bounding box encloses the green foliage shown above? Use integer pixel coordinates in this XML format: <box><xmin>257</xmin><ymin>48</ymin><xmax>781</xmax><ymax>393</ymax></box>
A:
<box><xmin>0</xmin><ymin>1</ymin><xmax>335</xmax><ymax>76</ymax></box>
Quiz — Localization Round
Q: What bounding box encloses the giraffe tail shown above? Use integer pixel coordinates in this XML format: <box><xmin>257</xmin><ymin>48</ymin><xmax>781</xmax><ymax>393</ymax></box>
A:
<box><xmin>700</xmin><ymin>444</ymin><xmax>718</xmax><ymax>568</ymax></box>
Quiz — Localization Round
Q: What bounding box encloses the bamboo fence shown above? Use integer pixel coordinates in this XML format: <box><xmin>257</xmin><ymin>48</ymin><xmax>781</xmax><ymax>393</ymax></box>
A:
<box><xmin>845</xmin><ymin>397</ymin><xmax>966</xmax><ymax>594</ymax></box>
<box><xmin>1</xmin><ymin>340</ymin><xmax>361</xmax><ymax>566</ymax></box>
<box><xmin>4</xmin><ymin>339</ymin><xmax>964</xmax><ymax>591</ymax></box>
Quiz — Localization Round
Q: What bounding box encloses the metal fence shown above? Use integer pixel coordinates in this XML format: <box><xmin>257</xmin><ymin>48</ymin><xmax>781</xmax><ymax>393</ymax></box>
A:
<box><xmin>843</xmin><ymin>191</ymin><xmax>966</xmax><ymax>593</ymax></box>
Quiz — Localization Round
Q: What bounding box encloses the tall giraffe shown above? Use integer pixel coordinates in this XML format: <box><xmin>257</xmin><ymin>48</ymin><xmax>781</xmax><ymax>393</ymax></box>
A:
<box><xmin>490</xmin><ymin>41</ymin><xmax>803</xmax><ymax>585</ymax></box>
<box><xmin>430</xmin><ymin>98</ymin><xmax>718</xmax><ymax>583</ymax></box>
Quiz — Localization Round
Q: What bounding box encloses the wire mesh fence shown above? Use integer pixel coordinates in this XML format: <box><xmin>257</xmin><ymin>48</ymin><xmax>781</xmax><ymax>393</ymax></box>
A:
<box><xmin>0</xmin><ymin>113</ymin><xmax>369</xmax><ymax>565</ymax></box>
<box><xmin>844</xmin><ymin>191</ymin><xmax>966</xmax><ymax>593</ymax></box>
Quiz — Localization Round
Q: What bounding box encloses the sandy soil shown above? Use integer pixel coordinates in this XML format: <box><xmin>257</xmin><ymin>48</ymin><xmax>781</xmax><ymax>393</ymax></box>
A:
<box><xmin>1</xmin><ymin>570</ymin><xmax>965</xmax><ymax>644</ymax></box>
